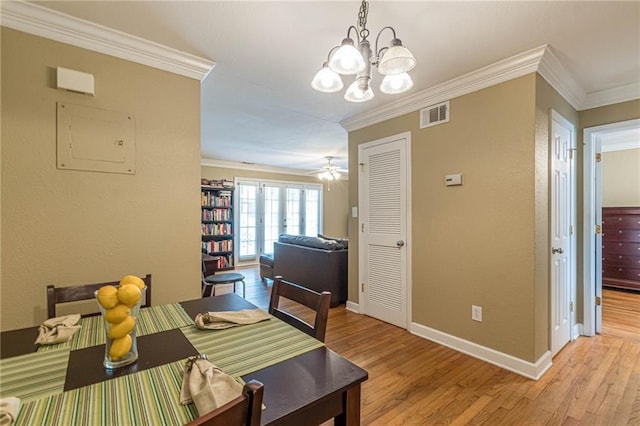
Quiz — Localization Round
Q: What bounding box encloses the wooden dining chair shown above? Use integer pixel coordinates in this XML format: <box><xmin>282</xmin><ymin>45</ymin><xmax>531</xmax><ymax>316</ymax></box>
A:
<box><xmin>47</xmin><ymin>274</ymin><xmax>152</xmax><ymax>319</ymax></box>
<box><xmin>185</xmin><ymin>380</ymin><xmax>264</xmax><ymax>426</ymax></box>
<box><xmin>268</xmin><ymin>276</ymin><xmax>331</xmax><ymax>342</ymax></box>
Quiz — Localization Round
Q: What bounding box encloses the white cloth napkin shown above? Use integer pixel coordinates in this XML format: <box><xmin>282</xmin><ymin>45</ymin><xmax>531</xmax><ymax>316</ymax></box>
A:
<box><xmin>34</xmin><ymin>314</ymin><xmax>81</xmax><ymax>345</ymax></box>
<box><xmin>194</xmin><ymin>309</ymin><xmax>270</xmax><ymax>330</ymax></box>
<box><xmin>0</xmin><ymin>397</ymin><xmax>21</xmax><ymax>426</ymax></box>
<box><xmin>179</xmin><ymin>357</ymin><xmax>243</xmax><ymax>415</ymax></box>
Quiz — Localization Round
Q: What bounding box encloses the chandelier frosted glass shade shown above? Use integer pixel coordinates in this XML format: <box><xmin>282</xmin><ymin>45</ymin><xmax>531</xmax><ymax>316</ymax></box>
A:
<box><xmin>328</xmin><ymin>38</ymin><xmax>366</xmax><ymax>75</ymax></box>
<box><xmin>344</xmin><ymin>81</ymin><xmax>374</xmax><ymax>103</ymax></box>
<box><xmin>380</xmin><ymin>72</ymin><xmax>414</xmax><ymax>94</ymax></box>
<box><xmin>377</xmin><ymin>40</ymin><xmax>416</xmax><ymax>75</ymax></box>
<box><xmin>311</xmin><ymin>64</ymin><xmax>344</xmax><ymax>93</ymax></box>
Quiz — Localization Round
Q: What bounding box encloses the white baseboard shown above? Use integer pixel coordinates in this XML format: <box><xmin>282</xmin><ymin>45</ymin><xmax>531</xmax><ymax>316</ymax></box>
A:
<box><xmin>574</xmin><ymin>323</ymin><xmax>583</xmax><ymax>339</ymax></box>
<box><xmin>345</xmin><ymin>300</ymin><xmax>360</xmax><ymax>313</ymax></box>
<box><xmin>410</xmin><ymin>322</ymin><xmax>552</xmax><ymax>380</ymax></box>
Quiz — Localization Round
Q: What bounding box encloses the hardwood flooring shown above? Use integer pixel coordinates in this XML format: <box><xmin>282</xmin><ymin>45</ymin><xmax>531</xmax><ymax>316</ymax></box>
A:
<box><xmin>228</xmin><ymin>267</ymin><xmax>640</xmax><ymax>425</ymax></box>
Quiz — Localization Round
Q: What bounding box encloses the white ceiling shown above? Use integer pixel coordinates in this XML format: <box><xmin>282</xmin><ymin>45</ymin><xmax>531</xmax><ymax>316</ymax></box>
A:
<box><xmin>21</xmin><ymin>1</ymin><xmax>640</xmax><ymax>172</ymax></box>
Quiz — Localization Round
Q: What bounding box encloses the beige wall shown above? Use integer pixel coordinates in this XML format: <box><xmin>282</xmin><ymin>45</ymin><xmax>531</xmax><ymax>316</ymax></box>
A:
<box><xmin>1</xmin><ymin>28</ymin><xmax>202</xmax><ymax>330</ymax></box>
<box><xmin>349</xmin><ymin>74</ymin><xmax>548</xmax><ymax>362</ymax></box>
<box><xmin>602</xmin><ymin>148</ymin><xmax>640</xmax><ymax>207</ymax></box>
<box><xmin>201</xmin><ymin>165</ymin><xmax>349</xmax><ymax>238</ymax></box>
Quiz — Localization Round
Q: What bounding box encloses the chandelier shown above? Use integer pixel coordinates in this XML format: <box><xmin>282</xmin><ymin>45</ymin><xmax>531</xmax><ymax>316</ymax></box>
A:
<box><xmin>311</xmin><ymin>0</ymin><xmax>416</xmax><ymax>103</ymax></box>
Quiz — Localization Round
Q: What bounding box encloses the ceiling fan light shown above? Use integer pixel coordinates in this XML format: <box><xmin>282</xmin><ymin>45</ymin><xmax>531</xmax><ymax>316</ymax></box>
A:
<box><xmin>328</xmin><ymin>38</ymin><xmax>366</xmax><ymax>75</ymax></box>
<box><xmin>344</xmin><ymin>80</ymin><xmax>374</xmax><ymax>103</ymax></box>
<box><xmin>380</xmin><ymin>72</ymin><xmax>413</xmax><ymax>94</ymax></box>
<box><xmin>311</xmin><ymin>63</ymin><xmax>344</xmax><ymax>93</ymax></box>
<box><xmin>377</xmin><ymin>40</ymin><xmax>416</xmax><ymax>75</ymax></box>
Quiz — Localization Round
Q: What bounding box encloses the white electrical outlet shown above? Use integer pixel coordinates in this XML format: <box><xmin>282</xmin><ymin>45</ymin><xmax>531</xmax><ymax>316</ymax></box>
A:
<box><xmin>472</xmin><ymin>305</ymin><xmax>483</xmax><ymax>322</ymax></box>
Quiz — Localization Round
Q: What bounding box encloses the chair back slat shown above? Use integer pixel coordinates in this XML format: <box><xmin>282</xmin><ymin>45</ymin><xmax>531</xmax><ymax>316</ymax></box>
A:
<box><xmin>47</xmin><ymin>274</ymin><xmax>152</xmax><ymax>319</ymax></box>
<box><xmin>185</xmin><ymin>380</ymin><xmax>263</xmax><ymax>426</ymax></box>
<box><xmin>268</xmin><ymin>276</ymin><xmax>331</xmax><ymax>342</ymax></box>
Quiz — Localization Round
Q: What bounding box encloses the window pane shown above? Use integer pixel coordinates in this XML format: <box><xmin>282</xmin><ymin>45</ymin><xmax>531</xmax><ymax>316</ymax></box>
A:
<box><xmin>305</xmin><ymin>189</ymin><xmax>320</xmax><ymax>236</ymax></box>
<box><xmin>285</xmin><ymin>187</ymin><xmax>301</xmax><ymax>236</ymax></box>
<box><xmin>238</xmin><ymin>184</ymin><xmax>257</xmax><ymax>257</ymax></box>
<box><xmin>263</xmin><ymin>186</ymin><xmax>280</xmax><ymax>255</ymax></box>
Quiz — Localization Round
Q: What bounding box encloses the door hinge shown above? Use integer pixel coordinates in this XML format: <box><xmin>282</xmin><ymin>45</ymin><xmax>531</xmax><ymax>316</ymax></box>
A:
<box><xmin>570</xmin><ymin>225</ymin><xmax>573</xmax><ymax>236</ymax></box>
<box><xmin>361</xmin><ymin>223</ymin><xmax>364</xmax><ymax>232</ymax></box>
<box><xmin>361</xmin><ymin>283</ymin><xmax>365</xmax><ymax>292</ymax></box>
<box><xmin>359</xmin><ymin>162</ymin><xmax>365</xmax><ymax>172</ymax></box>
<box><xmin>570</xmin><ymin>302</ymin><xmax>574</xmax><ymax>313</ymax></box>
<box><xmin>595</xmin><ymin>224</ymin><xmax>602</xmax><ymax>234</ymax></box>
<box><xmin>595</xmin><ymin>153</ymin><xmax>602</xmax><ymax>162</ymax></box>
<box><xmin>595</xmin><ymin>296</ymin><xmax>601</xmax><ymax>306</ymax></box>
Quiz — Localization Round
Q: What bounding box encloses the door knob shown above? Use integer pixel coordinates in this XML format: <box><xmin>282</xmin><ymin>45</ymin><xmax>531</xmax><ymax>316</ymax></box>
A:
<box><xmin>552</xmin><ymin>247</ymin><xmax>564</xmax><ymax>254</ymax></box>
<box><xmin>397</xmin><ymin>240</ymin><xmax>405</xmax><ymax>247</ymax></box>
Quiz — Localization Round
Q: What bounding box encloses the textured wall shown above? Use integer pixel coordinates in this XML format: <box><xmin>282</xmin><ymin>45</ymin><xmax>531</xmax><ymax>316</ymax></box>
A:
<box><xmin>1</xmin><ymin>28</ymin><xmax>202</xmax><ymax>329</ymax></box>
<box><xmin>602</xmin><ymin>148</ymin><xmax>640</xmax><ymax>207</ymax></box>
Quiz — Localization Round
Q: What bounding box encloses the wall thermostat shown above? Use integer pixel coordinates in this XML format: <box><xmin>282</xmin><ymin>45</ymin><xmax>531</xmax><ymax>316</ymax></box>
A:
<box><xmin>445</xmin><ymin>173</ymin><xmax>463</xmax><ymax>186</ymax></box>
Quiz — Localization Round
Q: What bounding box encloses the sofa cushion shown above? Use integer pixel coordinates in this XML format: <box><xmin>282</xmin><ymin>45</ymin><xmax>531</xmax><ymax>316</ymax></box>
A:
<box><xmin>318</xmin><ymin>234</ymin><xmax>349</xmax><ymax>249</ymax></box>
<box><xmin>278</xmin><ymin>234</ymin><xmax>345</xmax><ymax>250</ymax></box>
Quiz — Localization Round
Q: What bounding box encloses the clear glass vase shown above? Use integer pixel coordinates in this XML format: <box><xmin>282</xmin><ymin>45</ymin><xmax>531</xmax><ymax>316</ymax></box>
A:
<box><xmin>95</xmin><ymin>286</ymin><xmax>145</xmax><ymax>369</ymax></box>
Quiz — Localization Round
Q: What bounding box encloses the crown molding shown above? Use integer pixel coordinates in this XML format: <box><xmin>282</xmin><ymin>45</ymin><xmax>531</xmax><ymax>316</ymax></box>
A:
<box><xmin>201</xmin><ymin>158</ymin><xmax>349</xmax><ymax>180</ymax></box>
<box><xmin>581</xmin><ymin>82</ymin><xmax>640</xmax><ymax>110</ymax></box>
<box><xmin>341</xmin><ymin>45</ymin><xmax>549</xmax><ymax>132</ymax></box>
<box><xmin>0</xmin><ymin>1</ymin><xmax>215</xmax><ymax>81</ymax></box>
<box><xmin>201</xmin><ymin>158</ymin><xmax>314</xmax><ymax>178</ymax></box>
<box><xmin>341</xmin><ymin>44</ymin><xmax>640</xmax><ymax>132</ymax></box>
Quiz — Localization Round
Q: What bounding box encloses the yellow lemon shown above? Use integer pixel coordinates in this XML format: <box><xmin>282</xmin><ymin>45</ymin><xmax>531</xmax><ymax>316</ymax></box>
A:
<box><xmin>117</xmin><ymin>284</ymin><xmax>142</xmax><ymax>307</ymax></box>
<box><xmin>96</xmin><ymin>285</ymin><xmax>118</xmax><ymax>309</ymax></box>
<box><xmin>108</xmin><ymin>316</ymin><xmax>135</xmax><ymax>339</ymax></box>
<box><xmin>109</xmin><ymin>334</ymin><xmax>132</xmax><ymax>360</ymax></box>
<box><xmin>104</xmin><ymin>304</ymin><xmax>131</xmax><ymax>324</ymax></box>
<box><xmin>119</xmin><ymin>275</ymin><xmax>145</xmax><ymax>290</ymax></box>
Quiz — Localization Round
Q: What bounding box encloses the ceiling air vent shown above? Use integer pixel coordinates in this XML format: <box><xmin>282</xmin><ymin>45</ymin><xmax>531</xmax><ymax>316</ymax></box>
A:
<box><xmin>420</xmin><ymin>101</ymin><xmax>449</xmax><ymax>129</ymax></box>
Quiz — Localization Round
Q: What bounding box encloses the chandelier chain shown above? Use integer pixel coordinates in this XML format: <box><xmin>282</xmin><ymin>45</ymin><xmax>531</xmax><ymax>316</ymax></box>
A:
<box><xmin>357</xmin><ymin>0</ymin><xmax>369</xmax><ymax>40</ymax></box>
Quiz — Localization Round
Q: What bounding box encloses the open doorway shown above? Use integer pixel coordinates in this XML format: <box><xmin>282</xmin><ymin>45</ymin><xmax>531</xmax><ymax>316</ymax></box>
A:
<box><xmin>583</xmin><ymin>118</ymin><xmax>640</xmax><ymax>336</ymax></box>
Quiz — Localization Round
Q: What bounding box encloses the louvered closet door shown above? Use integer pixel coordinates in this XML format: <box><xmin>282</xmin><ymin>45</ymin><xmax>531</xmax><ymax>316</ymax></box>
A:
<box><xmin>360</xmin><ymin>136</ymin><xmax>408</xmax><ymax>328</ymax></box>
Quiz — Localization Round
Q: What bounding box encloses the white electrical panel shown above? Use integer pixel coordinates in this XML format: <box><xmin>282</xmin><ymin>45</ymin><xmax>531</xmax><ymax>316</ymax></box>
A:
<box><xmin>445</xmin><ymin>173</ymin><xmax>463</xmax><ymax>186</ymax></box>
<box><xmin>57</xmin><ymin>102</ymin><xmax>136</xmax><ymax>175</ymax></box>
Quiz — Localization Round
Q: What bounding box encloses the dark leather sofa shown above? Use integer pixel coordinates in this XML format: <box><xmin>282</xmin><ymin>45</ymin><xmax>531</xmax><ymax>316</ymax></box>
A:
<box><xmin>272</xmin><ymin>234</ymin><xmax>348</xmax><ymax>307</ymax></box>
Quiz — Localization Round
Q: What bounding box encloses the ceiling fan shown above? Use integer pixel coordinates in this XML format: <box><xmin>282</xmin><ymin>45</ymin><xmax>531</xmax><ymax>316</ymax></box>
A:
<box><xmin>315</xmin><ymin>156</ymin><xmax>347</xmax><ymax>181</ymax></box>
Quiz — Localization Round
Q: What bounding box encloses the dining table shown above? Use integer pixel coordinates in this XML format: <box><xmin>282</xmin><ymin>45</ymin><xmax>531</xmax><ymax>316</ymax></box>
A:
<box><xmin>0</xmin><ymin>293</ymin><xmax>368</xmax><ymax>425</ymax></box>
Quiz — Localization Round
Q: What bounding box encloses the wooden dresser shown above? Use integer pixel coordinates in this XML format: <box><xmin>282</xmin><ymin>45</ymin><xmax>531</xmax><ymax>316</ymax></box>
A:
<box><xmin>602</xmin><ymin>207</ymin><xmax>640</xmax><ymax>291</ymax></box>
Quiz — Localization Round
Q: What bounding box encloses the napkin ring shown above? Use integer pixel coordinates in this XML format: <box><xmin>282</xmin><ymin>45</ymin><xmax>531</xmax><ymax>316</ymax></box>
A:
<box><xmin>186</xmin><ymin>353</ymin><xmax>208</xmax><ymax>371</ymax></box>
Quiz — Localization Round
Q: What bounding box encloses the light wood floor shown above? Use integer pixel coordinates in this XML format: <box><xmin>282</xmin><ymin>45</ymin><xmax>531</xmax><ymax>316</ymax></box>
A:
<box><xmin>230</xmin><ymin>267</ymin><xmax>640</xmax><ymax>425</ymax></box>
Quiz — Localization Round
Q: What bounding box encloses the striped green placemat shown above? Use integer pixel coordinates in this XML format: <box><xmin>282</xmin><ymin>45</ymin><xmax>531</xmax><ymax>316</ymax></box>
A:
<box><xmin>181</xmin><ymin>317</ymin><xmax>324</xmax><ymax>377</ymax></box>
<box><xmin>0</xmin><ymin>347</ymin><xmax>70</xmax><ymax>402</ymax></box>
<box><xmin>14</xmin><ymin>361</ymin><xmax>198</xmax><ymax>425</ymax></box>
<box><xmin>38</xmin><ymin>303</ymin><xmax>194</xmax><ymax>352</ymax></box>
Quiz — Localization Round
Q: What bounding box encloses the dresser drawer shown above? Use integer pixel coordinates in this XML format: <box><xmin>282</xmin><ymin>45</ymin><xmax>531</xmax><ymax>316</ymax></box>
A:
<box><xmin>602</xmin><ymin>214</ymin><xmax>640</xmax><ymax>230</ymax></box>
<box><xmin>602</xmin><ymin>265</ymin><xmax>640</xmax><ymax>281</ymax></box>
<box><xmin>602</xmin><ymin>254</ymin><xmax>640</xmax><ymax>268</ymax></box>
<box><xmin>602</xmin><ymin>229</ymin><xmax>640</xmax><ymax>242</ymax></box>
<box><xmin>602</xmin><ymin>242</ymin><xmax>640</xmax><ymax>255</ymax></box>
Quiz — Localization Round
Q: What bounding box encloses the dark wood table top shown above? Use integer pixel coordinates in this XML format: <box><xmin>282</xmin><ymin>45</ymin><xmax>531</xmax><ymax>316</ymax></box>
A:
<box><xmin>0</xmin><ymin>294</ymin><xmax>368</xmax><ymax>426</ymax></box>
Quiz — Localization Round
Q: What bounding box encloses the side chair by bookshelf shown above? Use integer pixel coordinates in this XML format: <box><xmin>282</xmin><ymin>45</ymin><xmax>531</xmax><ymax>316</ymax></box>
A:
<box><xmin>47</xmin><ymin>274</ymin><xmax>152</xmax><ymax>319</ymax></box>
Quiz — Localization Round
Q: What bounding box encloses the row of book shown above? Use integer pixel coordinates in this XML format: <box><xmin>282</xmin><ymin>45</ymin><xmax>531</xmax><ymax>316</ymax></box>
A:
<box><xmin>201</xmin><ymin>192</ymin><xmax>232</xmax><ymax>207</ymax></box>
<box><xmin>202</xmin><ymin>179</ymin><xmax>234</xmax><ymax>189</ymax></box>
<box><xmin>202</xmin><ymin>223</ymin><xmax>232</xmax><ymax>236</ymax></box>
<box><xmin>202</xmin><ymin>208</ymin><xmax>231</xmax><ymax>221</ymax></box>
<box><xmin>207</xmin><ymin>254</ymin><xmax>233</xmax><ymax>269</ymax></box>
<box><xmin>201</xmin><ymin>239</ymin><xmax>233</xmax><ymax>253</ymax></box>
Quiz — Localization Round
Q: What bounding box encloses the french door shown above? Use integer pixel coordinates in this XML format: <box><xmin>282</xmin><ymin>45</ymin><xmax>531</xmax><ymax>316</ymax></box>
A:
<box><xmin>236</xmin><ymin>179</ymin><xmax>322</xmax><ymax>263</ymax></box>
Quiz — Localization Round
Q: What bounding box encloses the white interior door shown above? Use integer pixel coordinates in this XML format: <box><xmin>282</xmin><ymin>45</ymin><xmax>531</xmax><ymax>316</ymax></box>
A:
<box><xmin>551</xmin><ymin>111</ymin><xmax>575</xmax><ymax>356</ymax></box>
<box><xmin>359</xmin><ymin>133</ymin><xmax>410</xmax><ymax>329</ymax></box>
<box><xmin>594</xmin><ymin>139</ymin><xmax>603</xmax><ymax>333</ymax></box>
